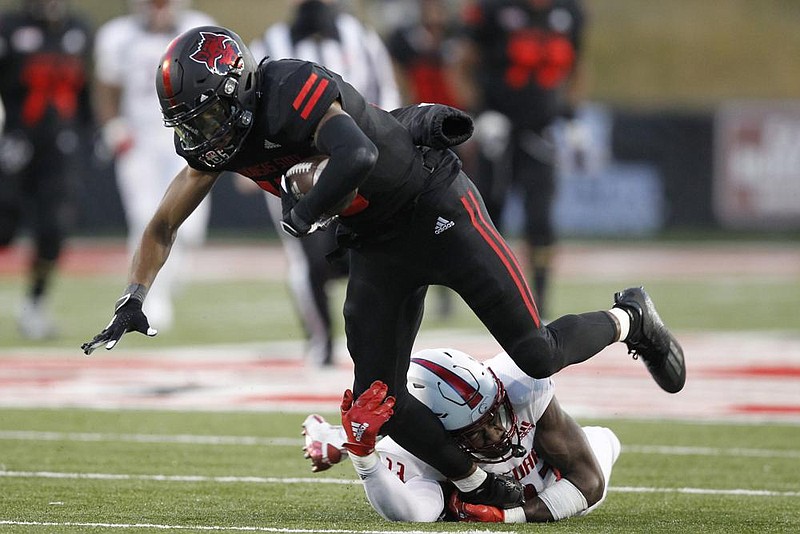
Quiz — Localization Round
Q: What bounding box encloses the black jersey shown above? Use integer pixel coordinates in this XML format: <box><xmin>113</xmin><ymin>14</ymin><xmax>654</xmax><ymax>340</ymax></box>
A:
<box><xmin>178</xmin><ymin>58</ymin><xmax>458</xmax><ymax>229</ymax></box>
<box><xmin>0</xmin><ymin>10</ymin><xmax>92</xmax><ymax>134</ymax></box>
<box><xmin>464</xmin><ymin>0</ymin><xmax>584</xmax><ymax>131</ymax></box>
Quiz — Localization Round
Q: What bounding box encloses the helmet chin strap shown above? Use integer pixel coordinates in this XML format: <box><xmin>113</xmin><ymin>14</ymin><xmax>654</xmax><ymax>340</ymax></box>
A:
<box><xmin>511</xmin><ymin>443</ymin><xmax>526</xmax><ymax>458</ymax></box>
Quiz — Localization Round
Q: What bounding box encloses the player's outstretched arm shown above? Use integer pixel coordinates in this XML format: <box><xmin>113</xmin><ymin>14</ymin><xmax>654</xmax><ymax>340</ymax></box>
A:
<box><xmin>81</xmin><ymin>166</ymin><xmax>219</xmax><ymax>355</ymax></box>
<box><xmin>301</xmin><ymin>412</ymin><xmax>445</xmax><ymax>521</ymax></box>
<box><xmin>338</xmin><ymin>383</ymin><xmax>446</xmax><ymax>522</ymax></box>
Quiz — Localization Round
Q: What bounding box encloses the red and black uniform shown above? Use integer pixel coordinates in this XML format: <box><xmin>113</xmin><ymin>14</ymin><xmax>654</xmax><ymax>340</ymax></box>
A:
<box><xmin>179</xmin><ymin>58</ymin><xmax>615</xmax><ymax>478</ymax></box>
<box><xmin>463</xmin><ymin>0</ymin><xmax>585</xmax><ymax>316</ymax></box>
<box><xmin>386</xmin><ymin>18</ymin><xmax>462</xmax><ymax>108</ymax></box>
<box><xmin>0</xmin><ymin>7</ymin><xmax>92</xmax><ymax>296</ymax></box>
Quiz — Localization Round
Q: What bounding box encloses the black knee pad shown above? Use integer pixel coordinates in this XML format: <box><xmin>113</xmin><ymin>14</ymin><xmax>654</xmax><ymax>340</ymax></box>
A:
<box><xmin>507</xmin><ymin>331</ymin><xmax>563</xmax><ymax>378</ymax></box>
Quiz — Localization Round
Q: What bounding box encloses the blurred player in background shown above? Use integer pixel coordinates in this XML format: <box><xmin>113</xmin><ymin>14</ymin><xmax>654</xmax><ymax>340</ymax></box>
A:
<box><xmin>385</xmin><ymin>0</ymin><xmax>462</xmax><ymax>110</ymax></box>
<box><xmin>0</xmin><ymin>0</ymin><xmax>93</xmax><ymax>339</ymax></box>
<box><xmin>302</xmin><ymin>347</ymin><xmax>620</xmax><ymax>523</ymax></box>
<box><xmin>385</xmin><ymin>0</ymin><xmax>465</xmax><ymax>318</ymax></box>
<box><xmin>250</xmin><ymin>0</ymin><xmax>401</xmax><ymax>366</ymax></box>
<box><xmin>457</xmin><ymin>0</ymin><xmax>587</xmax><ymax>320</ymax></box>
<box><xmin>94</xmin><ymin>0</ymin><xmax>215</xmax><ymax>330</ymax></box>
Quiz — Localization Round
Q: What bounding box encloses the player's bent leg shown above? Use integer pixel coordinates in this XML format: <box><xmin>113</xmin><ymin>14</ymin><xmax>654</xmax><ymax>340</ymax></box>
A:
<box><xmin>442</xmin><ymin>180</ymin><xmax>617</xmax><ymax>377</ymax></box>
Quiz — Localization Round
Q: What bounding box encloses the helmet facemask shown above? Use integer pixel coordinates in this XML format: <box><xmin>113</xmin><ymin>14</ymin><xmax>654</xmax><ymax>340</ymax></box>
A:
<box><xmin>163</xmin><ymin>74</ymin><xmax>252</xmax><ymax>167</ymax></box>
<box><xmin>452</xmin><ymin>373</ymin><xmax>523</xmax><ymax>464</ymax></box>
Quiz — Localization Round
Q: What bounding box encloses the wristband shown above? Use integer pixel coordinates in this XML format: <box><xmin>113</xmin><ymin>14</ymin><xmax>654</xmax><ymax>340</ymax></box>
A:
<box><xmin>452</xmin><ymin>467</ymin><xmax>488</xmax><ymax>493</ymax></box>
<box><xmin>537</xmin><ymin>478</ymin><xmax>588</xmax><ymax>520</ymax></box>
<box><xmin>123</xmin><ymin>283</ymin><xmax>149</xmax><ymax>303</ymax></box>
<box><xmin>504</xmin><ymin>506</ymin><xmax>526</xmax><ymax>523</ymax></box>
<box><xmin>349</xmin><ymin>450</ymin><xmax>380</xmax><ymax>476</ymax></box>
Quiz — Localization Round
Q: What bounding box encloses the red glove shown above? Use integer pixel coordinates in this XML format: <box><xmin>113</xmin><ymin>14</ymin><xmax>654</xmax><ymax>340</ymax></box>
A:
<box><xmin>340</xmin><ymin>380</ymin><xmax>395</xmax><ymax>456</ymax></box>
<box><xmin>448</xmin><ymin>491</ymin><xmax>505</xmax><ymax>523</ymax></box>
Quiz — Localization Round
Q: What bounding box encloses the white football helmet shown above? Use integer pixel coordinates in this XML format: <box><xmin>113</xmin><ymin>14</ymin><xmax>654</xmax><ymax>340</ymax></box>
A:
<box><xmin>407</xmin><ymin>348</ymin><xmax>522</xmax><ymax>463</ymax></box>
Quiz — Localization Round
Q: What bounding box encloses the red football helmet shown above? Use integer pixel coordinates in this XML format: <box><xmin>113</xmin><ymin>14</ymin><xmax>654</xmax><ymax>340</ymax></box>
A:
<box><xmin>156</xmin><ymin>26</ymin><xmax>258</xmax><ymax>168</ymax></box>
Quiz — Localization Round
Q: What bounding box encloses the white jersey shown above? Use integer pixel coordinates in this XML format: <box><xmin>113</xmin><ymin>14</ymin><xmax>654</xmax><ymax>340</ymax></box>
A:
<box><xmin>250</xmin><ymin>12</ymin><xmax>401</xmax><ymax>111</ymax></box>
<box><xmin>94</xmin><ymin>11</ymin><xmax>216</xmax><ymax>138</ymax></box>
<box><xmin>376</xmin><ymin>352</ymin><xmax>557</xmax><ymax>495</ymax></box>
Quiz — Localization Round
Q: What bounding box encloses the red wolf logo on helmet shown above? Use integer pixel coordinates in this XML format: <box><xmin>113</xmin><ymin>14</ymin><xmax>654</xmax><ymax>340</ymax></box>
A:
<box><xmin>189</xmin><ymin>31</ymin><xmax>242</xmax><ymax>76</ymax></box>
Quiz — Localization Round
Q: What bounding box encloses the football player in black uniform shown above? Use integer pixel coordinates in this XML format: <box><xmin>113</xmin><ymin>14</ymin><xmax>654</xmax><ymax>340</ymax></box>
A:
<box><xmin>459</xmin><ymin>0</ymin><xmax>587</xmax><ymax>320</ymax></box>
<box><xmin>81</xmin><ymin>26</ymin><xmax>686</xmax><ymax>509</ymax></box>
<box><xmin>0</xmin><ymin>0</ymin><xmax>93</xmax><ymax>339</ymax></box>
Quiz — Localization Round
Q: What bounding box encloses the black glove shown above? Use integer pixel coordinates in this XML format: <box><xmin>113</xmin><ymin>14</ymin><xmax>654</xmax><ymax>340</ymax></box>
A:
<box><xmin>460</xmin><ymin>472</ymin><xmax>525</xmax><ymax>509</ymax></box>
<box><xmin>280</xmin><ymin>175</ymin><xmax>315</xmax><ymax>237</ymax></box>
<box><xmin>81</xmin><ymin>290</ymin><xmax>157</xmax><ymax>355</ymax></box>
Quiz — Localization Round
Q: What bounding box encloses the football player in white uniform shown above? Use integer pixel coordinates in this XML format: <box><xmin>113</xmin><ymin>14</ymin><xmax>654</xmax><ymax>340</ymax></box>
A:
<box><xmin>302</xmin><ymin>348</ymin><xmax>620</xmax><ymax>523</ymax></box>
<box><xmin>93</xmin><ymin>0</ymin><xmax>215</xmax><ymax>329</ymax></box>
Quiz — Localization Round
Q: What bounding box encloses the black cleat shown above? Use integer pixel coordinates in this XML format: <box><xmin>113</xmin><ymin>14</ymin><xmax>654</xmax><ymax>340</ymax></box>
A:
<box><xmin>460</xmin><ymin>472</ymin><xmax>525</xmax><ymax>509</ymax></box>
<box><xmin>613</xmin><ymin>287</ymin><xmax>686</xmax><ymax>393</ymax></box>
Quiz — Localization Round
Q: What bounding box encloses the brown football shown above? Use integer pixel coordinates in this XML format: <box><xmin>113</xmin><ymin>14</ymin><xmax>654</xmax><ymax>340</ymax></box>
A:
<box><xmin>284</xmin><ymin>155</ymin><xmax>357</xmax><ymax>216</ymax></box>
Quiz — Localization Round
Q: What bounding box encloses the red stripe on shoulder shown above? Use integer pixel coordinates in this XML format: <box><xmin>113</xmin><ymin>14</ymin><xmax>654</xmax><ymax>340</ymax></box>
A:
<box><xmin>292</xmin><ymin>73</ymin><xmax>319</xmax><ymax>111</ymax></box>
<box><xmin>300</xmin><ymin>78</ymin><xmax>330</xmax><ymax>119</ymax></box>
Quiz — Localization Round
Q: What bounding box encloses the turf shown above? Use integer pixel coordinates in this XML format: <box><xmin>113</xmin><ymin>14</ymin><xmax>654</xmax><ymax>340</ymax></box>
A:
<box><xmin>1</xmin><ymin>409</ymin><xmax>799</xmax><ymax>533</ymax></box>
<box><xmin>1</xmin><ymin>239</ymin><xmax>799</xmax><ymax>532</ymax></box>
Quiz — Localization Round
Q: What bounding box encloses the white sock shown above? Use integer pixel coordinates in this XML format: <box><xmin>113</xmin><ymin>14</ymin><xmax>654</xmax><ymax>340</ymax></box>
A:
<box><xmin>452</xmin><ymin>467</ymin><xmax>487</xmax><ymax>493</ymax></box>
<box><xmin>607</xmin><ymin>307</ymin><xmax>631</xmax><ymax>342</ymax></box>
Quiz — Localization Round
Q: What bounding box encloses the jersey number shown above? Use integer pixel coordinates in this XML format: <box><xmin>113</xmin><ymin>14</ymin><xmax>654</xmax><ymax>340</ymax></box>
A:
<box><xmin>385</xmin><ymin>457</ymin><xmax>406</xmax><ymax>482</ymax></box>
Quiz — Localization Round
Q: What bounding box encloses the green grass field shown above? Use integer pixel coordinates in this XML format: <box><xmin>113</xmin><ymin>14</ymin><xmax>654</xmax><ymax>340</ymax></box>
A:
<box><xmin>2</xmin><ymin>410</ymin><xmax>799</xmax><ymax>533</ymax></box>
<box><xmin>1</xmin><ymin>238</ymin><xmax>799</xmax><ymax>533</ymax></box>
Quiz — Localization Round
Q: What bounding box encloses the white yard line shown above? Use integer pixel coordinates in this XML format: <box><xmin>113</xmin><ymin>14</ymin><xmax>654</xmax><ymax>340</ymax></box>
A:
<box><xmin>2</xmin><ymin>430</ymin><xmax>799</xmax><ymax>460</ymax></box>
<box><xmin>1</xmin><ymin>471</ymin><xmax>798</xmax><ymax>498</ymax></box>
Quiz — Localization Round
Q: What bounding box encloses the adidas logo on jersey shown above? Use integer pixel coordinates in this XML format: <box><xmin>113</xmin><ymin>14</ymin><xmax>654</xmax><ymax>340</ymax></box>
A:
<box><xmin>350</xmin><ymin>421</ymin><xmax>369</xmax><ymax>442</ymax></box>
<box><xmin>434</xmin><ymin>216</ymin><xmax>455</xmax><ymax>234</ymax></box>
<box><xmin>264</xmin><ymin>139</ymin><xmax>282</xmax><ymax>150</ymax></box>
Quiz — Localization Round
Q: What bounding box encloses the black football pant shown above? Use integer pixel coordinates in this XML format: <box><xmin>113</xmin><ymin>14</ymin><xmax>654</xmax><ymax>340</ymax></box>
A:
<box><xmin>343</xmin><ymin>171</ymin><xmax>616</xmax><ymax>478</ymax></box>
<box><xmin>0</xmin><ymin>136</ymin><xmax>71</xmax><ymax>298</ymax></box>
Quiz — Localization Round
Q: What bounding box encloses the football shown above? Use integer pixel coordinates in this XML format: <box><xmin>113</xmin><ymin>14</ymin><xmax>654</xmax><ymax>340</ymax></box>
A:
<box><xmin>284</xmin><ymin>155</ymin><xmax>357</xmax><ymax>216</ymax></box>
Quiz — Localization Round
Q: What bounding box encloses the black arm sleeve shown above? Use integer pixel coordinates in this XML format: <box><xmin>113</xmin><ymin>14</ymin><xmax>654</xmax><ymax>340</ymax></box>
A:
<box><xmin>390</xmin><ymin>104</ymin><xmax>474</xmax><ymax>149</ymax></box>
<box><xmin>293</xmin><ymin>113</ymin><xmax>378</xmax><ymax>223</ymax></box>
